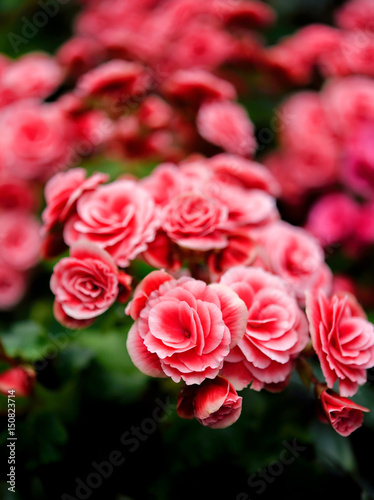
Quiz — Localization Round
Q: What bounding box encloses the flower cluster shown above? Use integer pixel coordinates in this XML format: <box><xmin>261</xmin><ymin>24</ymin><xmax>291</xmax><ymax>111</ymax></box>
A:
<box><xmin>263</xmin><ymin>0</ymin><xmax>374</xmax><ymax>311</ymax></box>
<box><xmin>43</xmin><ymin>156</ymin><xmax>374</xmax><ymax>434</ymax></box>
<box><xmin>65</xmin><ymin>0</ymin><xmax>274</xmax><ymax>75</ymax></box>
<box><xmin>0</xmin><ymin>53</ymin><xmax>78</xmax><ymax>309</ymax></box>
<box><xmin>1</xmin><ymin>0</ymin><xmax>373</xmax><ymax>440</ymax></box>
<box><xmin>265</xmin><ymin>0</ymin><xmax>374</xmax><ymax>85</ymax></box>
<box><xmin>0</xmin><ymin>1</ymin><xmax>275</xmax><ymax>307</ymax></box>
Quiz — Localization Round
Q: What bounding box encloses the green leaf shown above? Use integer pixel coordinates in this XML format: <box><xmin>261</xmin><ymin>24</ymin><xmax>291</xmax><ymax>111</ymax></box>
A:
<box><xmin>0</xmin><ymin>360</ymin><xmax>12</xmax><ymax>373</ymax></box>
<box><xmin>19</xmin><ymin>412</ymin><xmax>69</xmax><ymax>468</ymax></box>
<box><xmin>32</xmin><ymin>381</ymin><xmax>80</xmax><ymax>423</ymax></box>
<box><xmin>75</xmin><ymin>329</ymin><xmax>149</xmax><ymax>402</ymax></box>
<box><xmin>311</xmin><ymin>421</ymin><xmax>357</xmax><ymax>473</ymax></box>
<box><xmin>34</xmin><ymin>412</ymin><xmax>68</xmax><ymax>445</ymax></box>
<box><xmin>0</xmin><ymin>0</ymin><xmax>26</xmax><ymax>12</ymax></box>
<box><xmin>0</xmin><ymin>483</ymin><xmax>22</xmax><ymax>500</ymax></box>
<box><xmin>53</xmin><ymin>344</ymin><xmax>94</xmax><ymax>380</ymax></box>
<box><xmin>82</xmin><ymin>364</ymin><xmax>148</xmax><ymax>403</ymax></box>
<box><xmin>0</xmin><ymin>321</ymin><xmax>48</xmax><ymax>361</ymax></box>
<box><xmin>75</xmin><ymin>329</ymin><xmax>134</xmax><ymax>374</ymax></box>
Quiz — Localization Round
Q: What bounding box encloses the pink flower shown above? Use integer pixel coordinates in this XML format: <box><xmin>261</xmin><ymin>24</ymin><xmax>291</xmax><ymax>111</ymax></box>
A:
<box><xmin>332</xmin><ymin>275</ymin><xmax>357</xmax><ymax>296</ymax></box>
<box><xmin>255</xmin><ymin>222</ymin><xmax>331</xmax><ymax>303</ymax></box>
<box><xmin>137</xmin><ymin>96</ymin><xmax>173</xmax><ymax>129</ymax></box>
<box><xmin>0</xmin><ymin>54</ymin><xmax>9</xmax><ymax>75</ymax></box>
<box><xmin>42</xmin><ymin>168</ymin><xmax>109</xmax><ymax>234</ymax></box>
<box><xmin>320</xmin><ymin>389</ymin><xmax>369</xmax><ymax>436</ymax></box>
<box><xmin>140</xmin><ymin>161</ymin><xmax>200</xmax><ymax>207</ymax></box>
<box><xmin>265</xmin><ymin>25</ymin><xmax>341</xmax><ymax>85</ymax></box>
<box><xmin>197</xmin><ymin>100</ymin><xmax>256</xmax><ymax>157</ymax></box>
<box><xmin>177</xmin><ymin>376</ymin><xmax>242</xmax><ymax>429</ymax></box>
<box><xmin>0</xmin><ymin>178</ymin><xmax>36</xmax><ymax>212</ymax></box>
<box><xmin>162</xmin><ymin>191</ymin><xmax>228</xmax><ymax>251</ymax></box>
<box><xmin>73</xmin><ymin>0</ymin><xmax>269</xmax><ymax>76</ymax></box>
<box><xmin>161</xmin><ymin>69</ymin><xmax>237</xmax><ymax>105</ymax></box>
<box><xmin>207</xmin><ymin>232</ymin><xmax>257</xmax><ymax>277</ymax></box>
<box><xmin>0</xmin><ymin>53</ymin><xmax>62</xmax><ymax>108</ymax></box>
<box><xmin>306</xmin><ymin>291</ymin><xmax>374</xmax><ymax>396</ymax></box>
<box><xmin>141</xmin><ymin>231</ymin><xmax>182</xmax><ymax>273</ymax></box>
<box><xmin>305</xmin><ymin>193</ymin><xmax>360</xmax><ymax>246</ymax></box>
<box><xmin>0</xmin><ymin>264</ymin><xmax>27</xmax><ymax>310</ymax></box>
<box><xmin>342</xmin><ymin>123</ymin><xmax>374</xmax><ymax>198</ymax></box>
<box><xmin>57</xmin><ymin>36</ymin><xmax>106</xmax><ymax>77</ymax></box>
<box><xmin>263</xmin><ymin>91</ymin><xmax>340</xmax><ymax>201</ymax></box>
<box><xmin>60</xmin><ymin>100</ymin><xmax>112</xmax><ymax>149</ymax></box>
<box><xmin>322</xmin><ymin>77</ymin><xmax>374</xmax><ymax>139</ymax></box>
<box><xmin>0</xmin><ymin>211</ymin><xmax>41</xmax><ymax>271</ymax></box>
<box><xmin>356</xmin><ymin>201</ymin><xmax>374</xmax><ymax>245</ymax></box>
<box><xmin>63</xmin><ymin>179</ymin><xmax>160</xmax><ymax>267</ymax></box>
<box><xmin>125</xmin><ymin>270</ymin><xmax>248</xmax><ymax>384</ymax></box>
<box><xmin>276</xmin><ymin>92</ymin><xmax>339</xmax><ymax>191</ymax></box>
<box><xmin>77</xmin><ymin>59</ymin><xmax>146</xmax><ymax>101</ymax></box>
<box><xmin>334</xmin><ymin>0</ymin><xmax>374</xmax><ymax>31</ymax></box>
<box><xmin>0</xmin><ymin>100</ymin><xmax>73</xmax><ymax>181</ymax></box>
<box><xmin>208</xmin><ymin>153</ymin><xmax>280</xmax><ymax>197</ymax></box>
<box><xmin>216</xmin><ymin>0</ymin><xmax>275</xmax><ymax>28</ymax></box>
<box><xmin>51</xmin><ymin>241</ymin><xmax>127</xmax><ymax>328</ymax></box>
<box><xmin>262</xmin><ymin>151</ymin><xmax>305</xmax><ymax>202</ymax></box>
<box><xmin>279</xmin><ymin>92</ymin><xmax>333</xmax><ymax>150</ymax></box>
<box><xmin>321</xmin><ymin>33</ymin><xmax>374</xmax><ymax>79</ymax></box>
<box><xmin>0</xmin><ymin>366</ymin><xmax>36</xmax><ymax>397</ymax></box>
<box><xmin>140</xmin><ymin>158</ymin><xmax>277</xmax><ymax>272</ymax></box>
<box><xmin>140</xmin><ymin>156</ymin><xmax>278</xmax><ymax>272</ymax></box>
<box><xmin>213</xmin><ymin>186</ymin><xmax>278</xmax><ymax>234</ymax></box>
<box><xmin>167</xmin><ymin>22</ymin><xmax>234</xmax><ymax>72</ymax></box>
<box><xmin>219</xmin><ymin>267</ymin><xmax>309</xmax><ymax>391</ymax></box>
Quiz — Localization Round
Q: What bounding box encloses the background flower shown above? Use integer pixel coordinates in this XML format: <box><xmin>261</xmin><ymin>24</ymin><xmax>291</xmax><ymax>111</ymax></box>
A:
<box><xmin>1</xmin><ymin>1</ymin><xmax>374</xmax><ymax>500</ymax></box>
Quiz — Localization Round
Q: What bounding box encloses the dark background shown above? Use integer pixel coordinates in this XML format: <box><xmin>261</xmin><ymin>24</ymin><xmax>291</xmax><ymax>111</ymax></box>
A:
<box><xmin>1</xmin><ymin>1</ymin><xmax>374</xmax><ymax>499</ymax></box>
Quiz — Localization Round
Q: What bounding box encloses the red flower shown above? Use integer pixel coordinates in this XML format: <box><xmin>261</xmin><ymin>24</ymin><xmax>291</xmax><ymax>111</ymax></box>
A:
<box><xmin>162</xmin><ymin>69</ymin><xmax>237</xmax><ymax>105</ymax></box>
<box><xmin>0</xmin><ymin>100</ymin><xmax>73</xmax><ymax>181</ymax></box>
<box><xmin>125</xmin><ymin>270</ymin><xmax>248</xmax><ymax>385</ymax></box>
<box><xmin>306</xmin><ymin>291</ymin><xmax>374</xmax><ymax>397</ymax></box>
<box><xmin>0</xmin><ymin>366</ymin><xmax>36</xmax><ymax>397</ymax></box>
<box><xmin>77</xmin><ymin>59</ymin><xmax>146</xmax><ymax>101</ymax></box>
<box><xmin>335</xmin><ymin>0</ymin><xmax>374</xmax><ymax>31</ymax></box>
<box><xmin>140</xmin><ymin>155</ymin><xmax>278</xmax><ymax>272</ymax></box>
<box><xmin>197</xmin><ymin>100</ymin><xmax>256</xmax><ymax>157</ymax></box>
<box><xmin>63</xmin><ymin>179</ymin><xmax>160</xmax><ymax>268</ymax></box>
<box><xmin>219</xmin><ymin>267</ymin><xmax>309</xmax><ymax>391</ymax></box>
<box><xmin>305</xmin><ymin>193</ymin><xmax>360</xmax><ymax>247</ymax></box>
<box><xmin>0</xmin><ymin>264</ymin><xmax>27</xmax><ymax>311</ymax></box>
<box><xmin>0</xmin><ymin>211</ymin><xmax>41</xmax><ymax>271</ymax></box>
<box><xmin>0</xmin><ymin>53</ymin><xmax>62</xmax><ymax>108</ymax></box>
<box><xmin>177</xmin><ymin>376</ymin><xmax>242</xmax><ymax>429</ymax></box>
<box><xmin>51</xmin><ymin>240</ymin><xmax>129</xmax><ymax>328</ymax></box>
<box><xmin>57</xmin><ymin>36</ymin><xmax>106</xmax><ymax>77</ymax></box>
<box><xmin>320</xmin><ymin>389</ymin><xmax>369</xmax><ymax>436</ymax></box>
<box><xmin>162</xmin><ymin>191</ymin><xmax>228</xmax><ymax>251</ymax></box>
<box><xmin>254</xmin><ymin>221</ymin><xmax>331</xmax><ymax>304</ymax></box>
<box><xmin>42</xmin><ymin>168</ymin><xmax>109</xmax><ymax>234</ymax></box>
<box><xmin>0</xmin><ymin>177</ymin><xmax>37</xmax><ymax>212</ymax></box>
